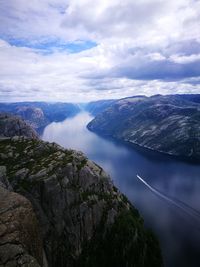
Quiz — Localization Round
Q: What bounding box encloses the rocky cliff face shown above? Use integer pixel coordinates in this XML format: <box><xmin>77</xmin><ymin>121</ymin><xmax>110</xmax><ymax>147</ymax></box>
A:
<box><xmin>0</xmin><ymin>114</ymin><xmax>162</xmax><ymax>267</ymax></box>
<box><xmin>0</xmin><ymin>113</ymin><xmax>38</xmax><ymax>139</ymax></box>
<box><xmin>87</xmin><ymin>94</ymin><xmax>200</xmax><ymax>161</ymax></box>
<box><xmin>15</xmin><ymin>106</ymin><xmax>49</xmax><ymax>130</ymax></box>
<box><xmin>0</xmin><ymin>169</ymin><xmax>43</xmax><ymax>267</ymax></box>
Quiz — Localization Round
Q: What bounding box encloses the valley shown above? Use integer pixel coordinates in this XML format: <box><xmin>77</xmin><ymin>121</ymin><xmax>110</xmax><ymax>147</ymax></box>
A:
<box><xmin>43</xmin><ymin>111</ymin><xmax>200</xmax><ymax>267</ymax></box>
<box><xmin>1</xmin><ymin>94</ymin><xmax>200</xmax><ymax>267</ymax></box>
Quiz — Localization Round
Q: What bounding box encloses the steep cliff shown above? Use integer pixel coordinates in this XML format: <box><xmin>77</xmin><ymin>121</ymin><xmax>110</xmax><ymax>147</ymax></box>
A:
<box><xmin>0</xmin><ymin>114</ymin><xmax>162</xmax><ymax>267</ymax></box>
<box><xmin>0</xmin><ymin>179</ymin><xmax>43</xmax><ymax>266</ymax></box>
<box><xmin>15</xmin><ymin>106</ymin><xmax>49</xmax><ymax>130</ymax></box>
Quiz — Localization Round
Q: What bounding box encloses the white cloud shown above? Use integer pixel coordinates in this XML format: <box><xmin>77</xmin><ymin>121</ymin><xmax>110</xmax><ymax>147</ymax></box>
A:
<box><xmin>170</xmin><ymin>53</ymin><xmax>200</xmax><ymax>64</ymax></box>
<box><xmin>0</xmin><ymin>0</ymin><xmax>200</xmax><ymax>102</ymax></box>
<box><xmin>1</xmin><ymin>0</ymin><xmax>199</xmax><ymax>44</ymax></box>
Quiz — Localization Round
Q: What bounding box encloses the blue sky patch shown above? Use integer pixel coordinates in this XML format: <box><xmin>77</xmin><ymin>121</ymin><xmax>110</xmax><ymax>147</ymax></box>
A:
<box><xmin>2</xmin><ymin>36</ymin><xmax>97</xmax><ymax>54</ymax></box>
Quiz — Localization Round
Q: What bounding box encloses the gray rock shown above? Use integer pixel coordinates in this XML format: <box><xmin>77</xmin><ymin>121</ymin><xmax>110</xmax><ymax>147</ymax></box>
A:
<box><xmin>0</xmin><ymin>113</ymin><xmax>38</xmax><ymax>139</ymax></box>
<box><xmin>0</xmin><ymin>186</ymin><xmax>43</xmax><ymax>267</ymax></box>
<box><xmin>0</xmin><ymin>116</ymin><xmax>162</xmax><ymax>267</ymax></box>
<box><xmin>0</xmin><ymin>166</ymin><xmax>12</xmax><ymax>190</ymax></box>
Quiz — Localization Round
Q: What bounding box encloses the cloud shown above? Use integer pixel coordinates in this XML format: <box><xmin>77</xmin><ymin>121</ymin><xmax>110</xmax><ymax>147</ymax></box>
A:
<box><xmin>0</xmin><ymin>0</ymin><xmax>200</xmax><ymax>102</ymax></box>
<box><xmin>113</xmin><ymin>56</ymin><xmax>200</xmax><ymax>80</ymax></box>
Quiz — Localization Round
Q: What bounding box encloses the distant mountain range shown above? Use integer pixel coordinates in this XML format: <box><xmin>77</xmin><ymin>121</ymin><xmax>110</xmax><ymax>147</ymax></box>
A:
<box><xmin>1</xmin><ymin>94</ymin><xmax>200</xmax><ymax>161</ymax></box>
<box><xmin>0</xmin><ymin>102</ymin><xmax>80</xmax><ymax>131</ymax></box>
<box><xmin>87</xmin><ymin>94</ymin><xmax>200</xmax><ymax>161</ymax></box>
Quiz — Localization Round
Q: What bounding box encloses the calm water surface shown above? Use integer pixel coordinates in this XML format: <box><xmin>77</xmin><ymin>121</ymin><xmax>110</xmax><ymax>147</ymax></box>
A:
<box><xmin>42</xmin><ymin>112</ymin><xmax>200</xmax><ymax>267</ymax></box>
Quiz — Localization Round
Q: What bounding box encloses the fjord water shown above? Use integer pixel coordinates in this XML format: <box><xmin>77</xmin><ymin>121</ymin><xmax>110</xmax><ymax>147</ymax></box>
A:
<box><xmin>42</xmin><ymin>112</ymin><xmax>200</xmax><ymax>267</ymax></box>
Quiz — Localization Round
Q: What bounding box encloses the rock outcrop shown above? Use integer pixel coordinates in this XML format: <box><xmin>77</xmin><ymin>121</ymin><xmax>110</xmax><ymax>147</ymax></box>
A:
<box><xmin>0</xmin><ymin>185</ymin><xmax>43</xmax><ymax>267</ymax></box>
<box><xmin>0</xmin><ymin>114</ymin><xmax>162</xmax><ymax>267</ymax></box>
<box><xmin>0</xmin><ymin>113</ymin><xmax>38</xmax><ymax>139</ymax></box>
<box><xmin>87</xmin><ymin>94</ymin><xmax>200</xmax><ymax>161</ymax></box>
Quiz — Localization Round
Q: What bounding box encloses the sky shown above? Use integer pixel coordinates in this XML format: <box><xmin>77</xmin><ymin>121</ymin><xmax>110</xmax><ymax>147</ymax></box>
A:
<box><xmin>0</xmin><ymin>0</ymin><xmax>200</xmax><ymax>102</ymax></box>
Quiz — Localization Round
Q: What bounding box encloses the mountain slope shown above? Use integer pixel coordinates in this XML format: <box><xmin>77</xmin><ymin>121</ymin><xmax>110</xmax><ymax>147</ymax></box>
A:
<box><xmin>15</xmin><ymin>106</ymin><xmax>49</xmax><ymax>130</ymax></box>
<box><xmin>87</xmin><ymin>94</ymin><xmax>200</xmax><ymax>161</ymax></box>
<box><xmin>0</xmin><ymin>114</ymin><xmax>162</xmax><ymax>267</ymax></box>
<box><xmin>0</xmin><ymin>102</ymin><xmax>80</xmax><ymax>131</ymax></box>
<box><xmin>86</xmin><ymin>99</ymin><xmax>116</xmax><ymax>115</ymax></box>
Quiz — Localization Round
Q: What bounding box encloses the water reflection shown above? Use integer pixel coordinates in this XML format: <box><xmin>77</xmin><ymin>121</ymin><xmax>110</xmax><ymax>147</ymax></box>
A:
<box><xmin>42</xmin><ymin>112</ymin><xmax>200</xmax><ymax>267</ymax></box>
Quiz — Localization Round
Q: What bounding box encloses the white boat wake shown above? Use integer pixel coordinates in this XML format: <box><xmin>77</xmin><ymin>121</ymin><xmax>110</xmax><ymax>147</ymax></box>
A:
<box><xmin>136</xmin><ymin>174</ymin><xmax>200</xmax><ymax>222</ymax></box>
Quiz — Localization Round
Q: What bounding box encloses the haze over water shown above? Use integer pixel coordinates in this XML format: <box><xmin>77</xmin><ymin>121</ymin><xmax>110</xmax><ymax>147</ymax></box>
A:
<box><xmin>42</xmin><ymin>112</ymin><xmax>200</xmax><ymax>267</ymax></box>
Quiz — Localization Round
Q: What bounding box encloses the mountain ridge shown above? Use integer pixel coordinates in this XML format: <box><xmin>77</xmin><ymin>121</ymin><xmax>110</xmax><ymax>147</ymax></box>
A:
<box><xmin>0</xmin><ymin>102</ymin><xmax>80</xmax><ymax>131</ymax></box>
<box><xmin>87</xmin><ymin>94</ymin><xmax>200</xmax><ymax>161</ymax></box>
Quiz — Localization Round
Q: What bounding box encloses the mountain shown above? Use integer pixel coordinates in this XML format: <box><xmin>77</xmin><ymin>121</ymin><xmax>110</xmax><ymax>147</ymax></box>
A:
<box><xmin>0</xmin><ymin>114</ymin><xmax>162</xmax><ymax>267</ymax></box>
<box><xmin>34</xmin><ymin>102</ymin><xmax>80</xmax><ymax>122</ymax></box>
<box><xmin>0</xmin><ymin>113</ymin><xmax>38</xmax><ymax>139</ymax></box>
<box><xmin>87</xmin><ymin>94</ymin><xmax>200</xmax><ymax>161</ymax></box>
<box><xmin>15</xmin><ymin>106</ymin><xmax>49</xmax><ymax>130</ymax></box>
<box><xmin>0</xmin><ymin>102</ymin><xmax>80</xmax><ymax>131</ymax></box>
<box><xmin>86</xmin><ymin>99</ymin><xmax>116</xmax><ymax>115</ymax></box>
